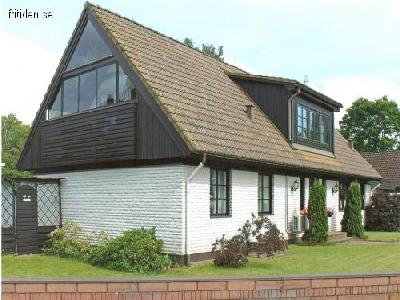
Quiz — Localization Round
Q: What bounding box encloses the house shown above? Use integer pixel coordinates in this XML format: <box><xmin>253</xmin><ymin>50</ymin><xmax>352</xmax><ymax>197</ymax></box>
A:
<box><xmin>17</xmin><ymin>3</ymin><xmax>381</xmax><ymax>263</ymax></box>
<box><xmin>362</xmin><ymin>151</ymin><xmax>400</xmax><ymax>195</ymax></box>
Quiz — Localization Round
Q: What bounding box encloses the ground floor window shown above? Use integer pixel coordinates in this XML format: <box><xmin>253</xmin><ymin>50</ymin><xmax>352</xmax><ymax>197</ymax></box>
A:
<box><xmin>258</xmin><ymin>173</ymin><xmax>273</xmax><ymax>214</ymax></box>
<box><xmin>210</xmin><ymin>168</ymin><xmax>230</xmax><ymax>216</ymax></box>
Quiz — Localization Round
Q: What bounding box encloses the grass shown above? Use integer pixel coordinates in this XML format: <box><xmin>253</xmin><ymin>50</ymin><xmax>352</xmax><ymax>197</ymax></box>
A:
<box><xmin>365</xmin><ymin>231</ymin><xmax>400</xmax><ymax>242</ymax></box>
<box><xmin>3</xmin><ymin>243</ymin><xmax>400</xmax><ymax>278</ymax></box>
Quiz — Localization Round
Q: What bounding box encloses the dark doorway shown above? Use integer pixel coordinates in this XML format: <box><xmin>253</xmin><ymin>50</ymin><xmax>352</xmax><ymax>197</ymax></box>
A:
<box><xmin>15</xmin><ymin>185</ymin><xmax>40</xmax><ymax>254</ymax></box>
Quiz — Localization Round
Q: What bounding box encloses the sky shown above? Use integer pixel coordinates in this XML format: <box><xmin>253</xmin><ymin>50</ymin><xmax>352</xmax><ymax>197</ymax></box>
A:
<box><xmin>1</xmin><ymin>0</ymin><xmax>400</xmax><ymax>127</ymax></box>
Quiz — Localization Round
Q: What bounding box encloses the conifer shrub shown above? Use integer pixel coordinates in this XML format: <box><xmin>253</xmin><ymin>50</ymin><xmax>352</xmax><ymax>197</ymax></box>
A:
<box><xmin>303</xmin><ymin>179</ymin><xmax>328</xmax><ymax>243</ymax></box>
<box><xmin>341</xmin><ymin>181</ymin><xmax>364</xmax><ymax>237</ymax></box>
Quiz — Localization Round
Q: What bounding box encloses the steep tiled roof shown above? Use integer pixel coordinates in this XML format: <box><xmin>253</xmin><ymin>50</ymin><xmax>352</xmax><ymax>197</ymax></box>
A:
<box><xmin>88</xmin><ymin>3</ymin><xmax>380</xmax><ymax>179</ymax></box>
<box><xmin>362</xmin><ymin>151</ymin><xmax>400</xmax><ymax>188</ymax></box>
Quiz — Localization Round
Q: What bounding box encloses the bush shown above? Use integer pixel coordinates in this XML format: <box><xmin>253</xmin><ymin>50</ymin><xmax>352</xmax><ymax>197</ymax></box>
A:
<box><xmin>43</xmin><ymin>220</ymin><xmax>91</xmax><ymax>259</ymax></box>
<box><xmin>88</xmin><ymin>228</ymin><xmax>172</xmax><ymax>273</ymax></box>
<box><xmin>212</xmin><ymin>214</ymin><xmax>287</xmax><ymax>267</ymax></box>
<box><xmin>341</xmin><ymin>181</ymin><xmax>364</xmax><ymax>237</ymax></box>
<box><xmin>212</xmin><ymin>234</ymin><xmax>248</xmax><ymax>268</ymax></box>
<box><xmin>303</xmin><ymin>180</ymin><xmax>328</xmax><ymax>243</ymax></box>
<box><xmin>365</xmin><ymin>191</ymin><xmax>400</xmax><ymax>231</ymax></box>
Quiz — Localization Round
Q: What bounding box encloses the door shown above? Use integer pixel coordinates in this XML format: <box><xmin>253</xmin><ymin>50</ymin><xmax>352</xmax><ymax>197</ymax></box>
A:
<box><xmin>15</xmin><ymin>185</ymin><xmax>40</xmax><ymax>254</ymax></box>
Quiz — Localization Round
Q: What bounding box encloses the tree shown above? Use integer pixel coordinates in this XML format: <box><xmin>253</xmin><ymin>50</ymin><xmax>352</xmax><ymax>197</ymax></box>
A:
<box><xmin>183</xmin><ymin>37</ymin><xmax>224</xmax><ymax>61</ymax></box>
<box><xmin>341</xmin><ymin>181</ymin><xmax>364</xmax><ymax>237</ymax></box>
<box><xmin>1</xmin><ymin>114</ymin><xmax>31</xmax><ymax>179</ymax></box>
<box><xmin>339</xmin><ymin>96</ymin><xmax>400</xmax><ymax>152</ymax></box>
<box><xmin>303</xmin><ymin>179</ymin><xmax>328</xmax><ymax>244</ymax></box>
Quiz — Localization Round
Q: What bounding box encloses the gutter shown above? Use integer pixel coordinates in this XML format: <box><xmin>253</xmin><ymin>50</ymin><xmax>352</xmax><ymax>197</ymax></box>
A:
<box><xmin>184</xmin><ymin>153</ymin><xmax>207</xmax><ymax>265</ymax></box>
<box><xmin>287</xmin><ymin>87</ymin><xmax>301</xmax><ymax>142</ymax></box>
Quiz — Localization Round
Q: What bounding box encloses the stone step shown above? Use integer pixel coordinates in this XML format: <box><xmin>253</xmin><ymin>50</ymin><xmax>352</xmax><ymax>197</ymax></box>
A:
<box><xmin>328</xmin><ymin>232</ymin><xmax>350</xmax><ymax>242</ymax></box>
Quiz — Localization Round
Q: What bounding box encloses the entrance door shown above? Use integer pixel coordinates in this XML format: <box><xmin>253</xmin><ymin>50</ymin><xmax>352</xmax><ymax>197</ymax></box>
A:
<box><xmin>15</xmin><ymin>185</ymin><xmax>40</xmax><ymax>254</ymax></box>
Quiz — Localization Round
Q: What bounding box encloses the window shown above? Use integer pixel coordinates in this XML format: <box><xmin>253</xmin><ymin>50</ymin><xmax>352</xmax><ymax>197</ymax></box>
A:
<box><xmin>97</xmin><ymin>64</ymin><xmax>116</xmax><ymax>107</ymax></box>
<box><xmin>79</xmin><ymin>70</ymin><xmax>97</xmax><ymax>111</ymax></box>
<box><xmin>296</xmin><ymin>104</ymin><xmax>331</xmax><ymax>149</ymax></box>
<box><xmin>360</xmin><ymin>183</ymin><xmax>365</xmax><ymax>209</ymax></box>
<box><xmin>48</xmin><ymin>89</ymin><xmax>62</xmax><ymax>119</ymax></box>
<box><xmin>67</xmin><ymin>20</ymin><xmax>111</xmax><ymax>70</ymax></box>
<box><xmin>210</xmin><ymin>168</ymin><xmax>230</xmax><ymax>216</ymax></box>
<box><xmin>258</xmin><ymin>173</ymin><xmax>272</xmax><ymax>214</ymax></box>
<box><xmin>118</xmin><ymin>65</ymin><xmax>137</xmax><ymax>102</ymax></box>
<box><xmin>339</xmin><ymin>182</ymin><xmax>348</xmax><ymax>211</ymax></box>
<box><xmin>63</xmin><ymin>76</ymin><xmax>79</xmax><ymax>115</ymax></box>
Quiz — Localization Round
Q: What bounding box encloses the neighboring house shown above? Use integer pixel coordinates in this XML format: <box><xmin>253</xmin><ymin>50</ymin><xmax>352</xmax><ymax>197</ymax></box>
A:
<box><xmin>362</xmin><ymin>151</ymin><xmax>400</xmax><ymax>194</ymax></box>
<box><xmin>17</xmin><ymin>3</ymin><xmax>380</xmax><ymax>263</ymax></box>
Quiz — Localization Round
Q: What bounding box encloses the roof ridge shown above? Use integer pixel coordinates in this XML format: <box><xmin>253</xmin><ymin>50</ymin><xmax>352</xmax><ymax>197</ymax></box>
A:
<box><xmin>85</xmin><ymin>1</ymin><xmax>248</xmax><ymax>74</ymax></box>
<box><xmin>362</xmin><ymin>150</ymin><xmax>400</xmax><ymax>155</ymax></box>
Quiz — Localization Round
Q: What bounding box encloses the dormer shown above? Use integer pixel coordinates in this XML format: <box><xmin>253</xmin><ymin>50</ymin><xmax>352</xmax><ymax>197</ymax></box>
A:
<box><xmin>229</xmin><ymin>73</ymin><xmax>342</xmax><ymax>155</ymax></box>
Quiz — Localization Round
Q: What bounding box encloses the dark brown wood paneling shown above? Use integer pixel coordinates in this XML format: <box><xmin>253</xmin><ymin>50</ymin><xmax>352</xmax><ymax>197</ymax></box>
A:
<box><xmin>137</xmin><ymin>94</ymin><xmax>185</xmax><ymax>160</ymax></box>
<box><xmin>235</xmin><ymin>79</ymin><xmax>291</xmax><ymax>137</ymax></box>
<box><xmin>1</xmin><ymin>228</ymin><xmax>16</xmax><ymax>253</ymax></box>
<box><xmin>39</xmin><ymin>102</ymin><xmax>136</xmax><ymax>168</ymax></box>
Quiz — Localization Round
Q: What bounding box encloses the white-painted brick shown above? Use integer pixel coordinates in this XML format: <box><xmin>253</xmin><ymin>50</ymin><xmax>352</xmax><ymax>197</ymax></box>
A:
<box><xmin>326</xmin><ymin>180</ymin><xmax>339</xmax><ymax>232</ymax></box>
<box><xmin>38</xmin><ymin>164</ymin><xmax>185</xmax><ymax>254</ymax></box>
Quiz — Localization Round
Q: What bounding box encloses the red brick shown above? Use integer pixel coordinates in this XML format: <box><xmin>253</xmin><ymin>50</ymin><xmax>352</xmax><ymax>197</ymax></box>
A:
<box><xmin>326</xmin><ymin>287</ymin><xmax>336</xmax><ymax>296</ymax></box>
<box><xmin>363</xmin><ymin>277</ymin><xmax>389</xmax><ymax>286</ymax></box>
<box><xmin>390</xmin><ymin>276</ymin><xmax>400</xmax><ymax>285</ymax></box>
<box><xmin>138</xmin><ymin>282</ymin><xmax>168</xmax><ymax>292</ymax></box>
<box><xmin>77</xmin><ymin>283</ymin><xmax>107</xmax><ymax>292</ymax></box>
<box><xmin>227</xmin><ymin>280</ymin><xmax>255</xmax><ymax>291</ymax></box>
<box><xmin>0</xmin><ymin>295</ymin><xmax>14</xmax><ymax>300</ymax></box>
<box><xmin>15</xmin><ymin>283</ymin><xmax>46</xmax><ymax>293</ymax></box>
<box><xmin>229</xmin><ymin>290</ymin><xmax>241</xmax><ymax>299</ymax></box>
<box><xmin>168</xmin><ymin>281</ymin><xmax>197</xmax><ymax>291</ymax></box>
<box><xmin>107</xmin><ymin>282</ymin><xmax>137</xmax><ymax>292</ymax></box>
<box><xmin>2</xmin><ymin>283</ymin><xmax>15</xmax><ymax>293</ymax></box>
<box><xmin>141</xmin><ymin>292</ymin><xmax>153</xmax><ymax>300</ymax></box>
<box><xmin>283</xmin><ymin>279</ymin><xmax>311</xmax><ymax>289</ymax></box>
<box><xmin>255</xmin><ymin>280</ymin><xmax>281</xmax><ymax>290</ymax></box>
<box><xmin>197</xmin><ymin>281</ymin><xmax>226</xmax><ymax>291</ymax></box>
<box><xmin>337</xmin><ymin>278</ymin><xmax>364</xmax><ymax>287</ymax></box>
<box><xmin>311</xmin><ymin>279</ymin><xmax>337</xmax><ymax>288</ymax></box>
<box><xmin>46</xmin><ymin>283</ymin><xmax>77</xmax><ymax>292</ymax></box>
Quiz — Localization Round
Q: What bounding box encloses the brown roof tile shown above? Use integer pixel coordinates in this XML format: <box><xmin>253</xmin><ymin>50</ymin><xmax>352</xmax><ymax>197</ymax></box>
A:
<box><xmin>88</xmin><ymin>3</ymin><xmax>380</xmax><ymax>180</ymax></box>
<box><xmin>362</xmin><ymin>151</ymin><xmax>400</xmax><ymax>187</ymax></box>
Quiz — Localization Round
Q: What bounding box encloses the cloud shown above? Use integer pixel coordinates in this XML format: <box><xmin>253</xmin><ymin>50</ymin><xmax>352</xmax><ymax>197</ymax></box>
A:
<box><xmin>0</xmin><ymin>29</ymin><xmax>60</xmax><ymax>125</ymax></box>
<box><xmin>315</xmin><ymin>73</ymin><xmax>400</xmax><ymax>127</ymax></box>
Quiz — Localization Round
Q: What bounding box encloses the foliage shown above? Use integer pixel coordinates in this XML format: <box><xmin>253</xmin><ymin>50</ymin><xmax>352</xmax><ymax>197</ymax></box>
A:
<box><xmin>212</xmin><ymin>214</ymin><xmax>287</xmax><ymax>267</ymax></box>
<box><xmin>303</xmin><ymin>180</ymin><xmax>328</xmax><ymax>243</ymax></box>
<box><xmin>212</xmin><ymin>234</ymin><xmax>248</xmax><ymax>268</ymax></box>
<box><xmin>44</xmin><ymin>221</ymin><xmax>172</xmax><ymax>273</ymax></box>
<box><xmin>339</xmin><ymin>96</ymin><xmax>400</xmax><ymax>152</ymax></box>
<box><xmin>365</xmin><ymin>191</ymin><xmax>400</xmax><ymax>232</ymax></box>
<box><xmin>183</xmin><ymin>37</ymin><xmax>224</xmax><ymax>61</ymax></box>
<box><xmin>43</xmin><ymin>220</ymin><xmax>91</xmax><ymax>259</ymax></box>
<box><xmin>341</xmin><ymin>181</ymin><xmax>364</xmax><ymax>237</ymax></box>
<box><xmin>1</xmin><ymin>114</ymin><xmax>31</xmax><ymax>179</ymax></box>
<box><xmin>88</xmin><ymin>227</ymin><xmax>172</xmax><ymax>273</ymax></box>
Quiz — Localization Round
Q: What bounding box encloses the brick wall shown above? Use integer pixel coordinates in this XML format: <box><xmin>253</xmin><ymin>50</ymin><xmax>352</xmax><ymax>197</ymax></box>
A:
<box><xmin>3</xmin><ymin>273</ymin><xmax>400</xmax><ymax>299</ymax></box>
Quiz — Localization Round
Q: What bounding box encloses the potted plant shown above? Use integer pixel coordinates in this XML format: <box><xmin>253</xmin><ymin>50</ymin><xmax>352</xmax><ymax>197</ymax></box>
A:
<box><xmin>300</xmin><ymin>207</ymin><xmax>308</xmax><ymax>216</ymax></box>
<box><xmin>326</xmin><ymin>207</ymin><xmax>334</xmax><ymax>217</ymax></box>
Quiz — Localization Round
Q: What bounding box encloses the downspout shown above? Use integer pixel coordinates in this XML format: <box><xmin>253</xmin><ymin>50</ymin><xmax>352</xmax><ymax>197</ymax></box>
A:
<box><xmin>285</xmin><ymin>176</ymin><xmax>290</xmax><ymax>235</ymax></box>
<box><xmin>184</xmin><ymin>153</ymin><xmax>207</xmax><ymax>265</ymax></box>
<box><xmin>287</xmin><ymin>87</ymin><xmax>301</xmax><ymax>142</ymax></box>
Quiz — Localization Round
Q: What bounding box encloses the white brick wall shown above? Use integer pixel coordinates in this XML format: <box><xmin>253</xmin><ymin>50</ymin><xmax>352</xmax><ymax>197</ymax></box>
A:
<box><xmin>325</xmin><ymin>180</ymin><xmax>339</xmax><ymax>232</ymax></box>
<box><xmin>39</xmin><ymin>165</ymin><xmax>186</xmax><ymax>254</ymax></box>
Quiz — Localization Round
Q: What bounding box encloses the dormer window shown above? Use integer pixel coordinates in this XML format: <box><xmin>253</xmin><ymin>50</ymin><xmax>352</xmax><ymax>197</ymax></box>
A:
<box><xmin>295</xmin><ymin>100</ymin><xmax>333</xmax><ymax>151</ymax></box>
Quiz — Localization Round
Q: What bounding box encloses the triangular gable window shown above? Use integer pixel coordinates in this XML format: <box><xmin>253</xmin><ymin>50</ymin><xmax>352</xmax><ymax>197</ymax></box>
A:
<box><xmin>67</xmin><ymin>20</ymin><xmax>111</xmax><ymax>70</ymax></box>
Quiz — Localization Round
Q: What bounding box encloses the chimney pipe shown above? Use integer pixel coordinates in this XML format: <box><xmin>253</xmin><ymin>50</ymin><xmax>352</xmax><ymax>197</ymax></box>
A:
<box><xmin>245</xmin><ymin>104</ymin><xmax>255</xmax><ymax>119</ymax></box>
<box><xmin>348</xmin><ymin>139</ymin><xmax>353</xmax><ymax>149</ymax></box>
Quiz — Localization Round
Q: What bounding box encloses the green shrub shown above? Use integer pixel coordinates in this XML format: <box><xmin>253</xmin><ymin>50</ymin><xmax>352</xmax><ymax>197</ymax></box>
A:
<box><xmin>88</xmin><ymin>228</ymin><xmax>172</xmax><ymax>273</ymax></box>
<box><xmin>341</xmin><ymin>181</ymin><xmax>364</xmax><ymax>237</ymax></box>
<box><xmin>43</xmin><ymin>220</ymin><xmax>91</xmax><ymax>259</ymax></box>
<box><xmin>303</xmin><ymin>180</ymin><xmax>328</xmax><ymax>243</ymax></box>
<box><xmin>365</xmin><ymin>191</ymin><xmax>400</xmax><ymax>231</ymax></box>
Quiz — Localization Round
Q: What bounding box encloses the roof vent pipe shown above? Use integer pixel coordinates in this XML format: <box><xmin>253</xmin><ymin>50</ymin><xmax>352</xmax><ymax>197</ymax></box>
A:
<box><xmin>348</xmin><ymin>139</ymin><xmax>354</xmax><ymax>149</ymax></box>
<box><xmin>245</xmin><ymin>104</ymin><xmax>255</xmax><ymax>119</ymax></box>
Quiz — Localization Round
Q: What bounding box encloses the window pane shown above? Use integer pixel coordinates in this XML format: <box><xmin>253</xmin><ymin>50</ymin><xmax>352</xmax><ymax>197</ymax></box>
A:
<box><xmin>320</xmin><ymin>114</ymin><xmax>330</xmax><ymax>144</ymax></box>
<box><xmin>258</xmin><ymin>199</ymin><xmax>263</xmax><ymax>212</ymax></box>
<box><xmin>79</xmin><ymin>70</ymin><xmax>96</xmax><ymax>111</ymax></box>
<box><xmin>118</xmin><ymin>65</ymin><xmax>137</xmax><ymax>102</ymax></box>
<box><xmin>218</xmin><ymin>199</ymin><xmax>226</xmax><ymax>214</ymax></box>
<box><xmin>263</xmin><ymin>199</ymin><xmax>270</xmax><ymax>212</ymax></box>
<box><xmin>211</xmin><ymin>169</ymin><xmax>217</xmax><ymax>185</ymax></box>
<box><xmin>97</xmin><ymin>64</ymin><xmax>116</xmax><ymax>107</ymax></box>
<box><xmin>309</xmin><ymin>111</ymin><xmax>318</xmax><ymax>141</ymax></box>
<box><xmin>67</xmin><ymin>20</ymin><xmax>112</xmax><ymax>70</ymax></box>
<box><xmin>63</xmin><ymin>76</ymin><xmax>79</xmax><ymax>115</ymax></box>
<box><xmin>217</xmin><ymin>186</ymin><xmax>226</xmax><ymax>200</ymax></box>
<box><xmin>210</xmin><ymin>199</ymin><xmax>216</xmax><ymax>215</ymax></box>
<box><xmin>263</xmin><ymin>175</ymin><xmax>269</xmax><ymax>188</ymax></box>
<box><xmin>48</xmin><ymin>89</ymin><xmax>61</xmax><ymax>119</ymax></box>
<box><xmin>218</xmin><ymin>170</ymin><xmax>226</xmax><ymax>185</ymax></box>
<box><xmin>263</xmin><ymin>187</ymin><xmax>270</xmax><ymax>200</ymax></box>
<box><xmin>210</xmin><ymin>186</ymin><xmax>216</xmax><ymax>200</ymax></box>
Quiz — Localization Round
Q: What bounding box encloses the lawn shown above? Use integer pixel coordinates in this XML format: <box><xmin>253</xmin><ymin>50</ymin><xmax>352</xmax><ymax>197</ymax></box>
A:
<box><xmin>365</xmin><ymin>231</ymin><xmax>400</xmax><ymax>242</ymax></box>
<box><xmin>3</xmin><ymin>243</ymin><xmax>400</xmax><ymax>278</ymax></box>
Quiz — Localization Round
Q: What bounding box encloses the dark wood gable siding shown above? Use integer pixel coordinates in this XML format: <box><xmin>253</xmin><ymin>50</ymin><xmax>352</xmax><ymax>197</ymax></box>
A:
<box><xmin>235</xmin><ymin>79</ymin><xmax>291</xmax><ymax>137</ymax></box>
<box><xmin>40</xmin><ymin>102</ymin><xmax>137</xmax><ymax>168</ymax></box>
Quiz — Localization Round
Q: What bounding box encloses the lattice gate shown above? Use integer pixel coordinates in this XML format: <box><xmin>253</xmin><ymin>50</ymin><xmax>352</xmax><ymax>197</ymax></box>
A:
<box><xmin>1</xmin><ymin>178</ymin><xmax>61</xmax><ymax>254</ymax></box>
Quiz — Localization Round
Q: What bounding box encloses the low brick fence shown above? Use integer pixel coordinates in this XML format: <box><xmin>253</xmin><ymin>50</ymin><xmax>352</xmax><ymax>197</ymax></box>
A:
<box><xmin>3</xmin><ymin>273</ymin><xmax>400</xmax><ymax>299</ymax></box>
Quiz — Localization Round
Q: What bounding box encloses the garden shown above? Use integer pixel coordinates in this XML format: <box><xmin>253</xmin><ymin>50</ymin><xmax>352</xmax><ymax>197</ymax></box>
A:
<box><xmin>3</xmin><ymin>180</ymin><xmax>400</xmax><ymax>278</ymax></box>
